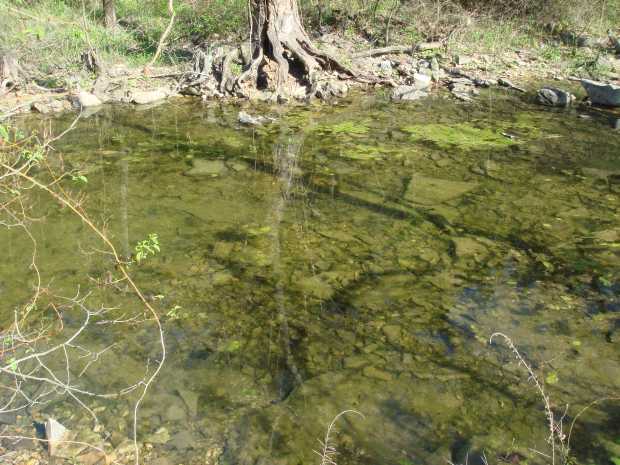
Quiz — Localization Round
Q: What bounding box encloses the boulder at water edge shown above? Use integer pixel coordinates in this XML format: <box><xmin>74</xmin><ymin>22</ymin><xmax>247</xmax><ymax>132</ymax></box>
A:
<box><xmin>581</xmin><ymin>79</ymin><xmax>620</xmax><ymax>107</ymax></box>
<box><xmin>536</xmin><ymin>87</ymin><xmax>575</xmax><ymax>107</ymax></box>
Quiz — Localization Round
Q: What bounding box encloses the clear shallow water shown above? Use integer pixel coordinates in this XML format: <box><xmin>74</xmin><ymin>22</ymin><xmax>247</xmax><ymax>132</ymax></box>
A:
<box><xmin>2</xmin><ymin>90</ymin><xmax>620</xmax><ymax>465</ymax></box>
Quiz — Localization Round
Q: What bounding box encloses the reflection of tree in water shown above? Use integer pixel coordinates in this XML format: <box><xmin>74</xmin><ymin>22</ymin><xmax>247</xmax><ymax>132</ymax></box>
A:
<box><xmin>265</xmin><ymin>133</ymin><xmax>305</xmax><ymax>401</ymax></box>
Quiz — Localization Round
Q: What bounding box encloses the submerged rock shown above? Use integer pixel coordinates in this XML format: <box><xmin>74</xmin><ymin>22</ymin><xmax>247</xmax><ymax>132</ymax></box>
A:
<box><xmin>176</xmin><ymin>388</ymin><xmax>199</xmax><ymax>417</ymax></box>
<box><xmin>405</xmin><ymin>175</ymin><xmax>477</xmax><ymax>205</ymax></box>
<box><xmin>536</xmin><ymin>86</ymin><xmax>574</xmax><ymax>107</ymax></box>
<box><xmin>382</xmin><ymin>324</ymin><xmax>402</xmax><ymax>345</ymax></box>
<box><xmin>362</xmin><ymin>366</ymin><xmax>393</xmax><ymax>381</ymax></box>
<box><xmin>184</xmin><ymin>159</ymin><xmax>227</xmax><ymax>177</ymax></box>
<box><xmin>581</xmin><ymin>79</ymin><xmax>620</xmax><ymax>107</ymax></box>
<box><xmin>170</xmin><ymin>430</ymin><xmax>199</xmax><ymax>450</ymax></box>
<box><xmin>391</xmin><ymin>85</ymin><xmax>428</xmax><ymax>102</ymax></box>
<box><xmin>145</xmin><ymin>427</ymin><xmax>170</xmax><ymax>445</ymax></box>
<box><xmin>77</xmin><ymin>450</ymin><xmax>107</xmax><ymax>465</ymax></box>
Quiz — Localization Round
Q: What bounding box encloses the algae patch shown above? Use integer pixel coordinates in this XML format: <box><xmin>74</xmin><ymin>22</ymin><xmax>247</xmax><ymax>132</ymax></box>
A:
<box><xmin>402</xmin><ymin>123</ymin><xmax>516</xmax><ymax>150</ymax></box>
<box><xmin>317</xmin><ymin>120</ymin><xmax>370</xmax><ymax>135</ymax></box>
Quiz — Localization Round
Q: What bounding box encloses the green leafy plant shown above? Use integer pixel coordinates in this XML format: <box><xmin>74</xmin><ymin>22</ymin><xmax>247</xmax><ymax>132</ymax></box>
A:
<box><xmin>20</xmin><ymin>147</ymin><xmax>45</xmax><ymax>164</ymax></box>
<box><xmin>71</xmin><ymin>174</ymin><xmax>88</xmax><ymax>184</ymax></box>
<box><xmin>166</xmin><ymin>305</ymin><xmax>182</xmax><ymax>320</ymax></box>
<box><xmin>134</xmin><ymin>233</ymin><xmax>161</xmax><ymax>263</ymax></box>
<box><xmin>0</xmin><ymin>125</ymin><xmax>9</xmax><ymax>143</ymax></box>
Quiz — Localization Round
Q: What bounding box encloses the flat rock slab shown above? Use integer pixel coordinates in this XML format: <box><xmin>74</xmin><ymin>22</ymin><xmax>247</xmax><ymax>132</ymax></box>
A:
<box><xmin>130</xmin><ymin>89</ymin><xmax>168</xmax><ymax>105</ymax></box>
<box><xmin>392</xmin><ymin>85</ymin><xmax>428</xmax><ymax>101</ymax></box>
<box><xmin>405</xmin><ymin>175</ymin><xmax>477</xmax><ymax>205</ymax></box>
<box><xmin>184</xmin><ymin>159</ymin><xmax>227</xmax><ymax>177</ymax></box>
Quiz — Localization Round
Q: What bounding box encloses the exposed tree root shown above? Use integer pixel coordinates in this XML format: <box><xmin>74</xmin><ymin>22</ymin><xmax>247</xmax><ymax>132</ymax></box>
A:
<box><xmin>181</xmin><ymin>0</ymin><xmax>382</xmax><ymax>101</ymax></box>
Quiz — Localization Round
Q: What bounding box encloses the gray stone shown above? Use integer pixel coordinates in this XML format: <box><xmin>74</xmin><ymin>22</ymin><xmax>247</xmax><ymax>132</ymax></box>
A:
<box><xmin>130</xmin><ymin>89</ymin><xmax>168</xmax><ymax>105</ymax></box>
<box><xmin>412</xmin><ymin>72</ymin><xmax>432</xmax><ymax>90</ymax></box>
<box><xmin>536</xmin><ymin>86</ymin><xmax>574</xmax><ymax>107</ymax></box>
<box><xmin>498</xmin><ymin>78</ymin><xmax>526</xmax><ymax>92</ymax></box>
<box><xmin>32</xmin><ymin>99</ymin><xmax>69</xmax><ymax>114</ymax></box>
<box><xmin>46</xmin><ymin>418</ymin><xmax>68</xmax><ymax>457</ymax></box>
<box><xmin>324</xmin><ymin>80</ymin><xmax>348</xmax><ymax>98</ymax></box>
<box><xmin>581</xmin><ymin>79</ymin><xmax>620</xmax><ymax>107</ymax></box>
<box><xmin>91</xmin><ymin>75</ymin><xmax>110</xmax><ymax>101</ymax></box>
<box><xmin>378</xmin><ymin>59</ymin><xmax>393</xmax><ymax>73</ymax></box>
<box><xmin>418</xmin><ymin>60</ymin><xmax>431</xmax><ymax>69</ymax></box>
<box><xmin>391</xmin><ymin>86</ymin><xmax>428</xmax><ymax>102</ymax></box>
<box><xmin>430</xmin><ymin>57</ymin><xmax>441</xmax><ymax>81</ymax></box>
<box><xmin>449</xmin><ymin>78</ymin><xmax>478</xmax><ymax>101</ymax></box>
<box><xmin>72</xmin><ymin>91</ymin><xmax>102</xmax><ymax>108</ymax></box>
<box><xmin>185</xmin><ymin>159</ymin><xmax>227</xmax><ymax>177</ymax></box>
<box><xmin>454</xmin><ymin>55</ymin><xmax>472</xmax><ymax>65</ymax></box>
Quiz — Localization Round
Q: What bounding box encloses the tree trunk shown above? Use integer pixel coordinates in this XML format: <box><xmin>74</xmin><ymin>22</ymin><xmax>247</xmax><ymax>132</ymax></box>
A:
<box><xmin>0</xmin><ymin>53</ymin><xmax>23</xmax><ymax>90</ymax></box>
<box><xmin>234</xmin><ymin>0</ymin><xmax>355</xmax><ymax>98</ymax></box>
<box><xmin>103</xmin><ymin>0</ymin><xmax>117</xmax><ymax>29</ymax></box>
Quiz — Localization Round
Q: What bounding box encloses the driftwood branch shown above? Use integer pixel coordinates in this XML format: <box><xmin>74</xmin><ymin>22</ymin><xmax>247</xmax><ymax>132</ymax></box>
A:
<box><xmin>352</xmin><ymin>42</ymin><xmax>441</xmax><ymax>58</ymax></box>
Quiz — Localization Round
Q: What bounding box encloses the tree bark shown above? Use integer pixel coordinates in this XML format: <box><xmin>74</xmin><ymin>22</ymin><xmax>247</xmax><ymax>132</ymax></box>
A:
<box><xmin>234</xmin><ymin>0</ymin><xmax>355</xmax><ymax>98</ymax></box>
<box><xmin>103</xmin><ymin>0</ymin><xmax>117</xmax><ymax>29</ymax></box>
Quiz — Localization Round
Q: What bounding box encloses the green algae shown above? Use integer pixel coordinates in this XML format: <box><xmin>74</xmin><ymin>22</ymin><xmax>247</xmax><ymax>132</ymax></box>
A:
<box><xmin>317</xmin><ymin>120</ymin><xmax>370</xmax><ymax>135</ymax></box>
<box><xmin>402</xmin><ymin>122</ymin><xmax>517</xmax><ymax>149</ymax></box>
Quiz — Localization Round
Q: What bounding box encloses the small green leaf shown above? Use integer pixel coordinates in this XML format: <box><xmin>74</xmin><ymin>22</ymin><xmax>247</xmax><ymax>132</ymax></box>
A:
<box><xmin>546</xmin><ymin>371</ymin><xmax>559</xmax><ymax>385</ymax></box>
<box><xmin>225</xmin><ymin>340</ymin><xmax>241</xmax><ymax>352</ymax></box>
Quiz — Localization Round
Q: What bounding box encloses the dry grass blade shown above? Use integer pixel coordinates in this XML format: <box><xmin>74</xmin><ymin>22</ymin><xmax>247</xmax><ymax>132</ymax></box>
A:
<box><xmin>313</xmin><ymin>409</ymin><xmax>364</xmax><ymax>465</ymax></box>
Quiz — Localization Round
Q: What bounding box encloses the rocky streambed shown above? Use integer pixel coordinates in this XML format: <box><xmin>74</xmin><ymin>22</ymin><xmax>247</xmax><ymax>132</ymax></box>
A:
<box><xmin>0</xmin><ymin>90</ymin><xmax>619</xmax><ymax>465</ymax></box>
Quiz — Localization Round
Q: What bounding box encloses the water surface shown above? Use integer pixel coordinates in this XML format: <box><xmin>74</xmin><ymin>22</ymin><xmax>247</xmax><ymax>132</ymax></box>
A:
<box><xmin>3</xmin><ymin>90</ymin><xmax>619</xmax><ymax>465</ymax></box>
